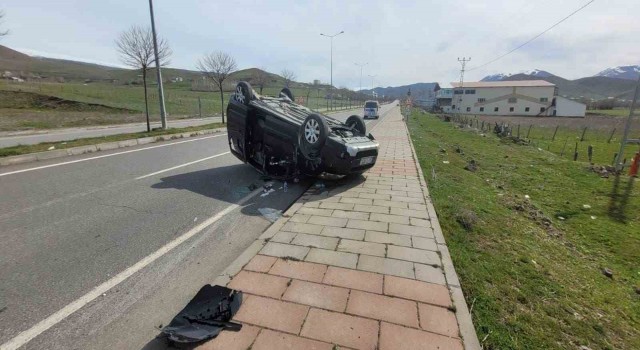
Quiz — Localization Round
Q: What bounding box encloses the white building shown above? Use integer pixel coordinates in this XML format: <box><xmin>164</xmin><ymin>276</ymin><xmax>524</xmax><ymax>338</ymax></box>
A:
<box><xmin>445</xmin><ymin>80</ymin><xmax>585</xmax><ymax>117</ymax></box>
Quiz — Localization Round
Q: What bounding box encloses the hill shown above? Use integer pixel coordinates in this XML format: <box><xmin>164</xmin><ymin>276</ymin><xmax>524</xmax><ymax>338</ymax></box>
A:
<box><xmin>595</xmin><ymin>65</ymin><xmax>640</xmax><ymax>80</ymax></box>
<box><xmin>502</xmin><ymin>73</ymin><xmax>637</xmax><ymax>100</ymax></box>
<box><xmin>360</xmin><ymin>82</ymin><xmax>439</xmax><ymax>100</ymax></box>
<box><xmin>481</xmin><ymin>69</ymin><xmax>553</xmax><ymax>82</ymax></box>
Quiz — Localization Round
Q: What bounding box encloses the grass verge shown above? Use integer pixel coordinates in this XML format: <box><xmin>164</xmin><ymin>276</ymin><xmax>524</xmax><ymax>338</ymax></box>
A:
<box><xmin>0</xmin><ymin>123</ymin><xmax>224</xmax><ymax>157</ymax></box>
<box><xmin>408</xmin><ymin>111</ymin><xmax>639</xmax><ymax>350</ymax></box>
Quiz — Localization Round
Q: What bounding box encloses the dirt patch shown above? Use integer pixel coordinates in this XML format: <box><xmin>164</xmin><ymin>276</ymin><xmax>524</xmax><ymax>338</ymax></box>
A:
<box><xmin>503</xmin><ymin>195</ymin><xmax>562</xmax><ymax>237</ymax></box>
<box><xmin>0</xmin><ymin>90</ymin><xmax>135</xmax><ymax>113</ymax></box>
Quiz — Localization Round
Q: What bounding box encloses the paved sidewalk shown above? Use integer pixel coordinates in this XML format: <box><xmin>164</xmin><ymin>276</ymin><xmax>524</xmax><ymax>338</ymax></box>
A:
<box><xmin>200</xmin><ymin>107</ymin><xmax>480</xmax><ymax>350</ymax></box>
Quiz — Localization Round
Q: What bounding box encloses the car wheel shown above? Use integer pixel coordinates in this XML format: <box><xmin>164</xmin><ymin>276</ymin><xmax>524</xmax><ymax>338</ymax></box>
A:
<box><xmin>346</xmin><ymin>115</ymin><xmax>366</xmax><ymax>136</ymax></box>
<box><xmin>299</xmin><ymin>113</ymin><xmax>328</xmax><ymax>160</ymax></box>
<box><xmin>234</xmin><ymin>82</ymin><xmax>253</xmax><ymax>106</ymax></box>
<box><xmin>280</xmin><ymin>87</ymin><xmax>294</xmax><ymax>101</ymax></box>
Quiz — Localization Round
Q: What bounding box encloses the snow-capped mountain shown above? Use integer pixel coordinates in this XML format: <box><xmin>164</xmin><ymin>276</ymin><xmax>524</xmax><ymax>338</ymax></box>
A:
<box><xmin>594</xmin><ymin>65</ymin><xmax>640</xmax><ymax>80</ymax></box>
<box><xmin>480</xmin><ymin>69</ymin><xmax>553</xmax><ymax>81</ymax></box>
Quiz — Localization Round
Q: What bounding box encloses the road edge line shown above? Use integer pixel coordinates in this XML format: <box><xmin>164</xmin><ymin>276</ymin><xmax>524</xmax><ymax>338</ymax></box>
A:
<box><xmin>0</xmin><ymin>186</ymin><xmax>264</xmax><ymax>350</ymax></box>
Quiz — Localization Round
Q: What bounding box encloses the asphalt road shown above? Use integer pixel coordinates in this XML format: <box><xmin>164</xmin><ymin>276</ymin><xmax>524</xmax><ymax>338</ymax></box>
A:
<box><xmin>0</xmin><ymin>117</ymin><xmax>222</xmax><ymax>148</ymax></box>
<box><xmin>0</xmin><ymin>104</ymin><xmax>395</xmax><ymax>349</ymax></box>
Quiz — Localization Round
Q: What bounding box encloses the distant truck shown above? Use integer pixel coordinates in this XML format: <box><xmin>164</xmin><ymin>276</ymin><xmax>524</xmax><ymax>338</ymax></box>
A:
<box><xmin>363</xmin><ymin>100</ymin><xmax>380</xmax><ymax>119</ymax></box>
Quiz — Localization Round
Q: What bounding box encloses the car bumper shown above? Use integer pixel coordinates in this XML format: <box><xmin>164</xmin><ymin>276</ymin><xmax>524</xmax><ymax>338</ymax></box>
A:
<box><xmin>321</xmin><ymin>137</ymin><xmax>379</xmax><ymax>175</ymax></box>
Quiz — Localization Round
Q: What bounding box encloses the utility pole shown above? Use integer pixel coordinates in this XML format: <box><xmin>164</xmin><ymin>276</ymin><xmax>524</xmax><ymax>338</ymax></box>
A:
<box><xmin>368</xmin><ymin>74</ymin><xmax>376</xmax><ymax>99</ymax></box>
<box><xmin>457</xmin><ymin>57</ymin><xmax>470</xmax><ymax>114</ymax></box>
<box><xmin>355</xmin><ymin>62</ymin><xmax>367</xmax><ymax>107</ymax></box>
<box><xmin>320</xmin><ymin>30</ymin><xmax>344</xmax><ymax>110</ymax></box>
<box><xmin>614</xmin><ymin>74</ymin><xmax>640</xmax><ymax>171</ymax></box>
<box><xmin>149</xmin><ymin>0</ymin><xmax>167</xmax><ymax>129</ymax></box>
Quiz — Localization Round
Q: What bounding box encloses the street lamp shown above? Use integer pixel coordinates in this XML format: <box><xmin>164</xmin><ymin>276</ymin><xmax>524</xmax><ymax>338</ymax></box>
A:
<box><xmin>368</xmin><ymin>74</ymin><xmax>377</xmax><ymax>99</ymax></box>
<box><xmin>355</xmin><ymin>62</ymin><xmax>367</xmax><ymax>107</ymax></box>
<box><xmin>320</xmin><ymin>30</ymin><xmax>344</xmax><ymax>110</ymax></box>
<box><xmin>148</xmin><ymin>0</ymin><xmax>167</xmax><ymax>129</ymax></box>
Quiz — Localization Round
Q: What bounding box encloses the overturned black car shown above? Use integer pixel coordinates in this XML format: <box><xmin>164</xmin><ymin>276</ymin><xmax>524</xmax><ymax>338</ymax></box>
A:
<box><xmin>226</xmin><ymin>81</ymin><xmax>379</xmax><ymax>179</ymax></box>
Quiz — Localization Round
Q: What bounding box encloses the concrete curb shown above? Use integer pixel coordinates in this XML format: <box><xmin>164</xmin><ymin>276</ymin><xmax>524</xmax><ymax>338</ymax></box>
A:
<box><xmin>0</xmin><ymin>128</ymin><xmax>227</xmax><ymax>167</ymax></box>
<box><xmin>404</xmin><ymin>116</ymin><xmax>482</xmax><ymax>350</ymax></box>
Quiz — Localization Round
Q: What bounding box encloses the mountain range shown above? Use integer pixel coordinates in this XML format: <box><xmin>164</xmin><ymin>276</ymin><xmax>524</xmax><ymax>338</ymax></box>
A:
<box><xmin>478</xmin><ymin>66</ymin><xmax>639</xmax><ymax>100</ymax></box>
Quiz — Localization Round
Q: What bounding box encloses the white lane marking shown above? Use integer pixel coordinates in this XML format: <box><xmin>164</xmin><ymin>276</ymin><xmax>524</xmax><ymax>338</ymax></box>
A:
<box><xmin>0</xmin><ymin>185</ymin><xmax>264</xmax><ymax>350</ymax></box>
<box><xmin>0</xmin><ymin>134</ymin><xmax>227</xmax><ymax>178</ymax></box>
<box><xmin>135</xmin><ymin>152</ymin><xmax>231</xmax><ymax>180</ymax></box>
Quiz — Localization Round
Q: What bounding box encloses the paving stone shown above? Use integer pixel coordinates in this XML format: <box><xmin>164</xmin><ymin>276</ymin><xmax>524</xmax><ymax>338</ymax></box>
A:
<box><xmin>307</xmin><ymin>215</ymin><xmax>348</xmax><ymax>228</ymax></box>
<box><xmin>437</xmin><ymin>244</ymin><xmax>461</xmax><ymax>288</ymax></box>
<box><xmin>282</xmin><ymin>280</ymin><xmax>349</xmax><ymax>312</ymax></box>
<box><xmin>251</xmin><ymin>329</ymin><xmax>334</xmax><ymax>350</ymax></box>
<box><xmin>298</xmin><ymin>207</ymin><xmax>333</xmax><ymax>217</ymax></box>
<box><xmin>260</xmin><ymin>242</ymin><xmax>310</xmax><ymax>260</ymax></box>
<box><xmin>228</xmin><ymin>270</ymin><xmax>290</xmax><ymax>298</ymax></box>
<box><xmin>418</xmin><ymin>303</ymin><xmax>460</xmax><ymax>337</ymax></box>
<box><xmin>414</xmin><ymin>263</ymin><xmax>447</xmax><ymax>285</ymax></box>
<box><xmin>379</xmin><ymin>322</ymin><xmax>463</xmax><ymax>350</ymax></box>
<box><xmin>268</xmin><ymin>259</ymin><xmax>327</xmax><ymax>283</ymax></box>
<box><xmin>390</xmin><ymin>207</ymin><xmax>430</xmax><ymax>219</ymax></box>
<box><xmin>234</xmin><ymin>295</ymin><xmax>309</xmax><ymax>334</ymax></box>
<box><xmin>410</xmin><ymin>217</ymin><xmax>431</xmax><ymax>227</ymax></box>
<box><xmin>364</xmin><ymin>183</ymin><xmax>392</xmax><ymax>190</ymax></box>
<box><xmin>408</xmin><ymin>203</ymin><xmax>427</xmax><ymax>211</ymax></box>
<box><xmin>391</xmin><ymin>196</ymin><xmax>425</xmax><ymax>204</ymax></box>
<box><xmin>358</xmin><ymin>192</ymin><xmax>391</xmax><ymax>200</ymax></box>
<box><xmin>387</xmin><ymin>245</ymin><xmax>440</xmax><ymax>265</ymax></box>
<box><xmin>271</xmin><ymin>230</ymin><xmax>297</xmax><ymax>243</ymax></box>
<box><xmin>365</xmin><ymin>231</ymin><xmax>412</xmax><ymax>247</ymax></box>
<box><xmin>338</xmin><ymin>239</ymin><xmax>386</xmax><ymax>257</ymax></box>
<box><xmin>319</xmin><ymin>226</ymin><xmax>365</xmax><ymax>240</ymax></box>
<box><xmin>301</xmin><ymin>309</ymin><xmax>379</xmax><ymax>350</ymax></box>
<box><xmin>411</xmin><ymin>237</ymin><xmax>438</xmax><ymax>251</ymax></box>
<box><xmin>353</xmin><ymin>204</ymin><xmax>389</xmax><ymax>214</ymax></box>
<box><xmin>357</xmin><ymin>255</ymin><xmax>414</xmax><ymax>279</ymax></box>
<box><xmin>331</xmin><ymin>209</ymin><xmax>370</xmax><ymax>220</ymax></box>
<box><xmin>347</xmin><ymin>290</ymin><xmax>419</xmax><ymax>327</ymax></box>
<box><xmin>347</xmin><ymin>219</ymin><xmax>388</xmax><ymax>232</ymax></box>
<box><xmin>291</xmin><ymin>233</ymin><xmax>339</xmax><ymax>250</ymax></box>
<box><xmin>243</xmin><ymin>255</ymin><xmax>278</xmax><ymax>273</ymax></box>
<box><xmin>288</xmin><ymin>214</ymin><xmax>311</xmax><ymax>223</ymax></box>
<box><xmin>377</xmin><ymin>189</ymin><xmax>409</xmax><ymax>196</ymax></box>
<box><xmin>282</xmin><ymin>222</ymin><xmax>324</xmax><ymax>235</ymax></box>
<box><xmin>389</xmin><ymin>223</ymin><xmax>434</xmax><ymax>237</ymax></box>
<box><xmin>303</xmin><ymin>201</ymin><xmax>320</xmax><ymax>208</ymax></box>
<box><xmin>305</xmin><ymin>248</ymin><xmax>358</xmax><ymax>269</ymax></box>
<box><xmin>373</xmin><ymin>199</ymin><xmax>408</xmax><ymax>209</ymax></box>
<box><xmin>340</xmin><ymin>197</ymin><xmax>373</xmax><ymax>205</ymax></box>
<box><xmin>197</xmin><ymin>324</ymin><xmax>260</xmax><ymax>350</ymax></box>
<box><xmin>370</xmin><ymin>213</ymin><xmax>411</xmax><ymax>225</ymax></box>
<box><xmin>384</xmin><ymin>275</ymin><xmax>451</xmax><ymax>307</ymax></box>
<box><xmin>319</xmin><ymin>202</ymin><xmax>355</xmax><ymax>211</ymax></box>
<box><xmin>322</xmin><ymin>266</ymin><xmax>383</xmax><ymax>294</ymax></box>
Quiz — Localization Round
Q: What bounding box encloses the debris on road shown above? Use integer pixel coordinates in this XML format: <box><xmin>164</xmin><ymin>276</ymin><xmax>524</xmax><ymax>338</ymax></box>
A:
<box><xmin>258</xmin><ymin>208</ymin><xmax>282</xmax><ymax>222</ymax></box>
<box><xmin>602</xmin><ymin>268</ymin><xmax>613</xmax><ymax>278</ymax></box>
<box><xmin>260</xmin><ymin>189</ymin><xmax>275</xmax><ymax>197</ymax></box>
<box><xmin>161</xmin><ymin>285</ymin><xmax>243</xmax><ymax>344</ymax></box>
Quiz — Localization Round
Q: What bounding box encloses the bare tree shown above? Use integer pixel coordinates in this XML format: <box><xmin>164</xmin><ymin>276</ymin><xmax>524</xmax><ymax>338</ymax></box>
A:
<box><xmin>197</xmin><ymin>51</ymin><xmax>237</xmax><ymax>123</ymax></box>
<box><xmin>281</xmin><ymin>69</ymin><xmax>296</xmax><ymax>88</ymax></box>
<box><xmin>251</xmin><ymin>67</ymin><xmax>269</xmax><ymax>94</ymax></box>
<box><xmin>115</xmin><ymin>25</ymin><xmax>171</xmax><ymax>132</ymax></box>
<box><xmin>0</xmin><ymin>10</ymin><xmax>9</xmax><ymax>37</ymax></box>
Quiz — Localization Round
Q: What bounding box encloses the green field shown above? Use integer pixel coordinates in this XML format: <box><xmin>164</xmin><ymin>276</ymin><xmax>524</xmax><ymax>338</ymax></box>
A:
<box><xmin>587</xmin><ymin>109</ymin><xmax>633</xmax><ymax>117</ymax></box>
<box><xmin>408</xmin><ymin>112</ymin><xmax>639</xmax><ymax>350</ymax></box>
<box><xmin>0</xmin><ymin>80</ymin><xmax>364</xmax><ymax>131</ymax></box>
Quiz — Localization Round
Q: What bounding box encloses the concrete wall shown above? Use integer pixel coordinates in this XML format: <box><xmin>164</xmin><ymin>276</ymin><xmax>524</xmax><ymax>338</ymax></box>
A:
<box><xmin>451</xmin><ymin>85</ymin><xmax>556</xmax><ymax>116</ymax></box>
<box><xmin>554</xmin><ymin>96</ymin><xmax>586</xmax><ymax>117</ymax></box>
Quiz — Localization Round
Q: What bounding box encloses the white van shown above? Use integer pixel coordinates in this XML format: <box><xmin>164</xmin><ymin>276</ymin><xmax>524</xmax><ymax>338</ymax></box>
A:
<box><xmin>363</xmin><ymin>100</ymin><xmax>380</xmax><ymax>119</ymax></box>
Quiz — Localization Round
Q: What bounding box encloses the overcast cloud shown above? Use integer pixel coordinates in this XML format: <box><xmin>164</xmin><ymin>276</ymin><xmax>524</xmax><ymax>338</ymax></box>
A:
<box><xmin>1</xmin><ymin>0</ymin><xmax>638</xmax><ymax>89</ymax></box>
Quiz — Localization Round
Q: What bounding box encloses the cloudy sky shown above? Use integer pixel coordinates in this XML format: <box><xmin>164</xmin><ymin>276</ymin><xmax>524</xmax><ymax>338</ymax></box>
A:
<box><xmin>1</xmin><ymin>0</ymin><xmax>638</xmax><ymax>89</ymax></box>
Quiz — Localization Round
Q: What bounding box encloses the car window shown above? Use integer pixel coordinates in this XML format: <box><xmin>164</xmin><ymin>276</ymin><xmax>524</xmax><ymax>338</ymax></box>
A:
<box><xmin>365</xmin><ymin>102</ymin><xmax>378</xmax><ymax>108</ymax></box>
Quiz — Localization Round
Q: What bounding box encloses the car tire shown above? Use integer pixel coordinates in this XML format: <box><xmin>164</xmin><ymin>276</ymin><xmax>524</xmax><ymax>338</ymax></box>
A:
<box><xmin>346</xmin><ymin>115</ymin><xmax>366</xmax><ymax>136</ymax></box>
<box><xmin>280</xmin><ymin>87</ymin><xmax>294</xmax><ymax>101</ymax></box>
<box><xmin>234</xmin><ymin>82</ymin><xmax>253</xmax><ymax>106</ymax></box>
<box><xmin>299</xmin><ymin>113</ymin><xmax>328</xmax><ymax>160</ymax></box>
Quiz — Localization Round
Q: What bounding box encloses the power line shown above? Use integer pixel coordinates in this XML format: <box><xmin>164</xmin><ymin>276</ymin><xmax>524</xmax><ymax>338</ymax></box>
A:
<box><xmin>467</xmin><ymin>0</ymin><xmax>596</xmax><ymax>71</ymax></box>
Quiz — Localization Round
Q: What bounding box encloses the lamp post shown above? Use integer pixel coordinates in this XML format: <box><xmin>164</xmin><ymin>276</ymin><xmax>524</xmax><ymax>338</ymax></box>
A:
<box><xmin>368</xmin><ymin>74</ymin><xmax>377</xmax><ymax>99</ymax></box>
<box><xmin>355</xmin><ymin>62</ymin><xmax>367</xmax><ymax>107</ymax></box>
<box><xmin>320</xmin><ymin>30</ymin><xmax>344</xmax><ymax>110</ymax></box>
<box><xmin>148</xmin><ymin>0</ymin><xmax>167</xmax><ymax>129</ymax></box>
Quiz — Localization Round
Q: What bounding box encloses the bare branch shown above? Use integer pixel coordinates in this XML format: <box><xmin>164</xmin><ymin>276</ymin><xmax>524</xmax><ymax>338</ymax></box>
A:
<box><xmin>0</xmin><ymin>10</ymin><xmax>9</xmax><ymax>37</ymax></box>
<box><xmin>197</xmin><ymin>51</ymin><xmax>237</xmax><ymax>88</ymax></box>
<box><xmin>281</xmin><ymin>69</ymin><xmax>296</xmax><ymax>88</ymax></box>
<box><xmin>115</xmin><ymin>25</ymin><xmax>171</xmax><ymax>71</ymax></box>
